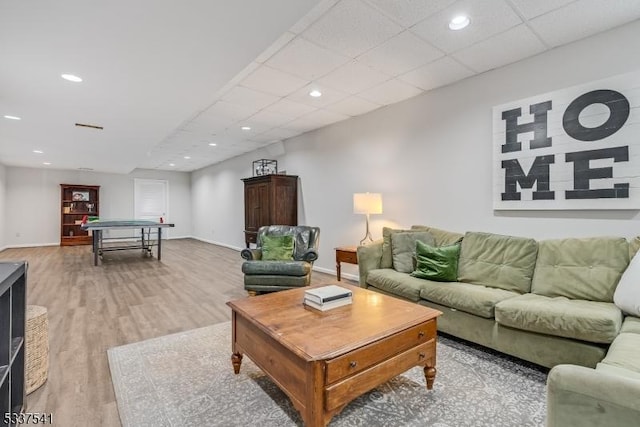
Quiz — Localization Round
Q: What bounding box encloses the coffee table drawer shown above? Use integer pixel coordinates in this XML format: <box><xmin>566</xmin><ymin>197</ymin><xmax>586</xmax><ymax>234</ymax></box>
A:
<box><xmin>325</xmin><ymin>340</ymin><xmax>435</xmax><ymax>411</ymax></box>
<box><xmin>325</xmin><ymin>320</ymin><xmax>435</xmax><ymax>384</ymax></box>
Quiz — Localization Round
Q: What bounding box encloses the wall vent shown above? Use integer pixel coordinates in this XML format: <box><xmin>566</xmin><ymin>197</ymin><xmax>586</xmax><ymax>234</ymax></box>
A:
<box><xmin>75</xmin><ymin>123</ymin><xmax>103</xmax><ymax>130</ymax></box>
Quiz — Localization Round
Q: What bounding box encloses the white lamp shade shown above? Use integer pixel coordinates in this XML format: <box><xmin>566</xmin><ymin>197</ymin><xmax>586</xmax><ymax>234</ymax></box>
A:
<box><xmin>353</xmin><ymin>193</ymin><xmax>383</xmax><ymax>215</ymax></box>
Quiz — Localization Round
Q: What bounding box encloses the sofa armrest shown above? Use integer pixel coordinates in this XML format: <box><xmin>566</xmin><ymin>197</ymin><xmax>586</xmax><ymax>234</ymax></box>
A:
<box><xmin>357</xmin><ymin>240</ymin><xmax>383</xmax><ymax>288</ymax></box>
<box><xmin>241</xmin><ymin>249</ymin><xmax>262</xmax><ymax>260</ymax></box>
<box><xmin>300</xmin><ymin>248</ymin><xmax>319</xmax><ymax>262</ymax></box>
<box><xmin>547</xmin><ymin>364</ymin><xmax>640</xmax><ymax>427</ymax></box>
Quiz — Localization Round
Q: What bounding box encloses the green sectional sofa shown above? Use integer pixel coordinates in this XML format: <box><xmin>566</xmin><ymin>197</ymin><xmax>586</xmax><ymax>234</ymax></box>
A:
<box><xmin>358</xmin><ymin>225</ymin><xmax>640</xmax><ymax>426</ymax></box>
<box><xmin>546</xmin><ymin>316</ymin><xmax>640</xmax><ymax>427</ymax></box>
<box><xmin>358</xmin><ymin>225</ymin><xmax>632</xmax><ymax>368</ymax></box>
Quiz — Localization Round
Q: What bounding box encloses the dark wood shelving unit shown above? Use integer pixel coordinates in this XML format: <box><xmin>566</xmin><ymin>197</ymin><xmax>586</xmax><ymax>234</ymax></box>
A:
<box><xmin>0</xmin><ymin>261</ymin><xmax>27</xmax><ymax>426</ymax></box>
<box><xmin>60</xmin><ymin>184</ymin><xmax>100</xmax><ymax>246</ymax></box>
<box><xmin>242</xmin><ymin>174</ymin><xmax>298</xmax><ymax>247</ymax></box>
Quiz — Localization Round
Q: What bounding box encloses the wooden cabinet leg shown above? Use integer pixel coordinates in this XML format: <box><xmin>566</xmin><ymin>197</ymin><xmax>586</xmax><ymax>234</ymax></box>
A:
<box><xmin>336</xmin><ymin>261</ymin><xmax>341</xmax><ymax>281</ymax></box>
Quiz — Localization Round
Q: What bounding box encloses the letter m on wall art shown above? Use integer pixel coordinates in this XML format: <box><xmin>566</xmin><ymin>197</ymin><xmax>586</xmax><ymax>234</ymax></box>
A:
<box><xmin>492</xmin><ymin>71</ymin><xmax>640</xmax><ymax>210</ymax></box>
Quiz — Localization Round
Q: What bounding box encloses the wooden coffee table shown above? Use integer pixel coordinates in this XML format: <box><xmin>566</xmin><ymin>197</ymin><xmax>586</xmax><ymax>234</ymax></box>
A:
<box><xmin>227</xmin><ymin>283</ymin><xmax>441</xmax><ymax>426</ymax></box>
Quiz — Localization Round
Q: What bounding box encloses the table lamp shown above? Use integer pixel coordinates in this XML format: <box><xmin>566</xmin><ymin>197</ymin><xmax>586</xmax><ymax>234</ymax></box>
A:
<box><xmin>353</xmin><ymin>192</ymin><xmax>383</xmax><ymax>246</ymax></box>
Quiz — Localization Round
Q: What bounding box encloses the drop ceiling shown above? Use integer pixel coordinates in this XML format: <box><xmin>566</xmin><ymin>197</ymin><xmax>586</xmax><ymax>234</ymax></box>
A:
<box><xmin>2</xmin><ymin>0</ymin><xmax>640</xmax><ymax>173</ymax></box>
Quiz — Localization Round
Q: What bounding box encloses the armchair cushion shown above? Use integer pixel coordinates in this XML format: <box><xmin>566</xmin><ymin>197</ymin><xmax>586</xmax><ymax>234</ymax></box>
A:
<box><xmin>242</xmin><ymin>260</ymin><xmax>311</xmax><ymax>276</ymax></box>
<box><xmin>261</xmin><ymin>234</ymin><xmax>294</xmax><ymax>260</ymax></box>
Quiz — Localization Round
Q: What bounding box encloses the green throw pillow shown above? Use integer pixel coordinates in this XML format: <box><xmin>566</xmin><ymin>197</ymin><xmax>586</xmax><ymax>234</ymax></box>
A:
<box><xmin>411</xmin><ymin>240</ymin><xmax>460</xmax><ymax>282</ymax></box>
<box><xmin>261</xmin><ymin>234</ymin><xmax>294</xmax><ymax>261</ymax></box>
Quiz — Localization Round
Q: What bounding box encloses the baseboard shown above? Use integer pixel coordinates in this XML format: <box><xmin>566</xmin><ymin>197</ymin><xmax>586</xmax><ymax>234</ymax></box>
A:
<box><xmin>7</xmin><ymin>242</ymin><xmax>59</xmax><ymax>249</ymax></box>
<box><xmin>190</xmin><ymin>236</ymin><xmax>244</xmax><ymax>252</ymax></box>
<box><xmin>312</xmin><ymin>266</ymin><xmax>358</xmax><ymax>282</ymax></box>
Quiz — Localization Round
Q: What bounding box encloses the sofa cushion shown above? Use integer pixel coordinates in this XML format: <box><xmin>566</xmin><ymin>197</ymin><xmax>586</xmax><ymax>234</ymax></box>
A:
<box><xmin>458</xmin><ymin>232</ymin><xmax>538</xmax><ymax>294</ymax></box>
<box><xmin>621</xmin><ymin>316</ymin><xmax>640</xmax><ymax>334</ymax></box>
<box><xmin>419</xmin><ymin>280</ymin><xmax>520</xmax><ymax>318</ymax></box>
<box><xmin>390</xmin><ymin>231</ymin><xmax>435</xmax><ymax>273</ymax></box>
<box><xmin>495</xmin><ymin>293</ymin><xmax>622</xmax><ymax>344</ymax></box>
<box><xmin>261</xmin><ymin>234</ymin><xmax>294</xmax><ymax>260</ymax></box>
<box><xmin>599</xmin><ymin>333</ymin><xmax>640</xmax><ymax>374</ymax></box>
<box><xmin>614</xmin><ymin>252</ymin><xmax>640</xmax><ymax>316</ymax></box>
<box><xmin>630</xmin><ymin>236</ymin><xmax>640</xmax><ymax>259</ymax></box>
<box><xmin>411</xmin><ymin>225</ymin><xmax>464</xmax><ymax>247</ymax></box>
<box><xmin>411</xmin><ymin>241</ymin><xmax>460</xmax><ymax>282</ymax></box>
<box><xmin>595</xmin><ymin>362</ymin><xmax>640</xmax><ymax>380</ymax></box>
<box><xmin>381</xmin><ymin>227</ymin><xmax>409</xmax><ymax>269</ymax></box>
<box><xmin>531</xmin><ymin>237</ymin><xmax>629</xmax><ymax>302</ymax></box>
<box><xmin>366</xmin><ymin>269</ymin><xmax>427</xmax><ymax>302</ymax></box>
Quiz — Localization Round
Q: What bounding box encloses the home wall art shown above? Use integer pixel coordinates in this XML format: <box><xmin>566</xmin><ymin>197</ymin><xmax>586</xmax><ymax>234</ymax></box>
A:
<box><xmin>493</xmin><ymin>71</ymin><xmax>639</xmax><ymax>210</ymax></box>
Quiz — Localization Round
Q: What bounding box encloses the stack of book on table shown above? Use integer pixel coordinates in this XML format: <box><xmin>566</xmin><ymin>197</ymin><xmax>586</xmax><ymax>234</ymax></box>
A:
<box><xmin>304</xmin><ymin>285</ymin><xmax>353</xmax><ymax>311</ymax></box>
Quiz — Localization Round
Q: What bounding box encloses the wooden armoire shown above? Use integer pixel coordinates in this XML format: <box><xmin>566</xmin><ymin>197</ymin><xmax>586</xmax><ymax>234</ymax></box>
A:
<box><xmin>242</xmin><ymin>175</ymin><xmax>298</xmax><ymax>247</ymax></box>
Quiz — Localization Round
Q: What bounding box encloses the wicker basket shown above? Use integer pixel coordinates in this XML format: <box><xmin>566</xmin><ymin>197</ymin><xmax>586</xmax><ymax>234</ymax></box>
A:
<box><xmin>26</xmin><ymin>305</ymin><xmax>49</xmax><ymax>394</ymax></box>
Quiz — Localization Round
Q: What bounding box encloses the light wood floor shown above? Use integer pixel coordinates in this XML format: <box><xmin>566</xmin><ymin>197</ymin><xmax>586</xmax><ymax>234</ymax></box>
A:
<box><xmin>0</xmin><ymin>239</ymin><xmax>340</xmax><ymax>427</ymax></box>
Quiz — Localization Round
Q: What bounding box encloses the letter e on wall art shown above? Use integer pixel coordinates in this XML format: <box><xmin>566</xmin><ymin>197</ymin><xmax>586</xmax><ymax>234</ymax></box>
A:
<box><xmin>492</xmin><ymin>71</ymin><xmax>640</xmax><ymax>210</ymax></box>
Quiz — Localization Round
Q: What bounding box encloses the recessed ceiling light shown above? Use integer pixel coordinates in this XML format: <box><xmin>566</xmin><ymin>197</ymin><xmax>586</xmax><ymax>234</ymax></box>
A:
<box><xmin>241</xmin><ymin>126</ymin><xmax>251</xmax><ymax>131</ymax></box>
<box><xmin>209</xmin><ymin>143</ymin><xmax>217</xmax><ymax>146</ymax></box>
<box><xmin>61</xmin><ymin>73</ymin><xmax>83</xmax><ymax>82</ymax></box>
<box><xmin>43</xmin><ymin>162</ymin><xmax>51</xmax><ymax>165</ymax></box>
<box><xmin>184</xmin><ymin>156</ymin><xmax>191</xmax><ymax>160</ymax></box>
<box><xmin>169</xmin><ymin>163</ymin><xmax>176</xmax><ymax>167</ymax></box>
<box><xmin>3</xmin><ymin>115</ymin><xmax>21</xmax><ymax>120</ymax></box>
<box><xmin>309</xmin><ymin>90</ymin><xmax>322</xmax><ymax>98</ymax></box>
<box><xmin>33</xmin><ymin>150</ymin><xmax>43</xmax><ymax>154</ymax></box>
<box><xmin>449</xmin><ymin>15</ymin><xmax>470</xmax><ymax>30</ymax></box>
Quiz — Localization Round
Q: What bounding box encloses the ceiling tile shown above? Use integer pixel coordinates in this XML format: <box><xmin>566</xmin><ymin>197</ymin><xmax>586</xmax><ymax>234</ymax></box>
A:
<box><xmin>255</xmin><ymin>32</ymin><xmax>296</xmax><ymax>63</ymax></box>
<box><xmin>247</xmin><ymin>132</ymin><xmax>283</xmax><ymax>143</ymax></box>
<box><xmin>265</xmin><ymin>37</ymin><xmax>350</xmax><ymax>80</ymax></box>
<box><xmin>411</xmin><ymin>0</ymin><xmax>522</xmax><ymax>53</ymax></box>
<box><xmin>259</xmin><ymin>127</ymin><xmax>303</xmax><ymax>140</ymax></box>
<box><xmin>286</xmin><ymin>109</ymin><xmax>350</xmax><ymax>131</ymax></box>
<box><xmin>363</xmin><ymin>0</ymin><xmax>456</xmax><ymax>27</ymax></box>
<box><xmin>302</xmin><ymin>0</ymin><xmax>403</xmax><ymax>57</ymax></box>
<box><xmin>181</xmin><ymin>117</ymin><xmax>231</xmax><ymax>135</ymax></box>
<box><xmin>358</xmin><ymin>30</ymin><xmax>444</xmax><ymax>76</ymax></box>
<box><xmin>358</xmin><ymin>78</ymin><xmax>423</xmax><ymax>105</ymax></box>
<box><xmin>317</xmin><ymin>60</ymin><xmax>391</xmax><ymax>94</ymax></box>
<box><xmin>248</xmin><ymin>109</ymin><xmax>297</xmax><ymax>128</ymax></box>
<box><xmin>509</xmin><ymin>0</ymin><xmax>577</xmax><ymax>20</ymax></box>
<box><xmin>286</xmin><ymin>83</ymin><xmax>350</xmax><ymax>108</ymax></box>
<box><xmin>453</xmin><ymin>24</ymin><xmax>546</xmax><ymax>73</ymax></box>
<box><xmin>325</xmin><ymin>96</ymin><xmax>381</xmax><ymax>116</ymax></box>
<box><xmin>200</xmin><ymin>101</ymin><xmax>259</xmax><ymax>122</ymax></box>
<box><xmin>220</xmin><ymin>86</ymin><xmax>280</xmax><ymax>110</ymax></box>
<box><xmin>398</xmin><ymin>56</ymin><xmax>474</xmax><ymax>91</ymax></box>
<box><xmin>528</xmin><ymin>0</ymin><xmax>640</xmax><ymax>47</ymax></box>
<box><xmin>225</xmin><ymin>121</ymin><xmax>272</xmax><ymax>138</ymax></box>
<box><xmin>262</xmin><ymin>98</ymin><xmax>318</xmax><ymax>118</ymax></box>
<box><xmin>240</xmin><ymin>65</ymin><xmax>309</xmax><ymax>97</ymax></box>
<box><xmin>290</xmin><ymin>0</ymin><xmax>341</xmax><ymax>34</ymax></box>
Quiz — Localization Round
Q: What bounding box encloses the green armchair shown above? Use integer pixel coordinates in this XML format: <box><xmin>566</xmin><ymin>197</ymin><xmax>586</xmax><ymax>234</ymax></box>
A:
<box><xmin>241</xmin><ymin>225</ymin><xmax>320</xmax><ymax>295</ymax></box>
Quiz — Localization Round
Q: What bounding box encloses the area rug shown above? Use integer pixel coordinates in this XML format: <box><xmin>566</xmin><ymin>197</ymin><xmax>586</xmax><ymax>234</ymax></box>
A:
<box><xmin>108</xmin><ymin>322</ymin><xmax>547</xmax><ymax>427</ymax></box>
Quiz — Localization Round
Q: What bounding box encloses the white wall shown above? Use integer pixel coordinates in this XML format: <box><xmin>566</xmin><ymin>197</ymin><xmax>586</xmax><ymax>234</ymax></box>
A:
<box><xmin>5</xmin><ymin>167</ymin><xmax>191</xmax><ymax>247</ymax></box>
<box><xmin>0</xmin><ymin>164</ymin><xmax>6</xmax><ymax>251</ymax></box>
<box><xmin>192</xmin><ymin>20</ymin><xmax>640</xmax><ymax>279</ymax></box>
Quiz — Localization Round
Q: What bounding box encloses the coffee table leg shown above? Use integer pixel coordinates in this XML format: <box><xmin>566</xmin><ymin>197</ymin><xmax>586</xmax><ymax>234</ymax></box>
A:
<box><xmin>424</xmin><ymin>366</ymin><xmax>436</xmax><ymax>390</ymax></box>
<box><xmin>231</xmin><ymin>353</ymin><xmax>243</xmax><ymax>374</ymax></box>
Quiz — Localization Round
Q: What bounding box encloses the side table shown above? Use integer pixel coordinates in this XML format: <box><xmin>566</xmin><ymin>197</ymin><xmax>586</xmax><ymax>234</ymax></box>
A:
<box><xmin>335</xmin><ymin>246</ymin><xmax>358</xmax><ymax>281</ymax></box>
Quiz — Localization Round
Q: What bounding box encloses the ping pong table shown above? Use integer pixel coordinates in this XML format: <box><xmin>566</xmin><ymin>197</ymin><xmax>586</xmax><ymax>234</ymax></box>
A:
<box><xmin>81</xmin><ymin>219</ymin><xmax>175</xmax><ymax>266</ymax></box>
